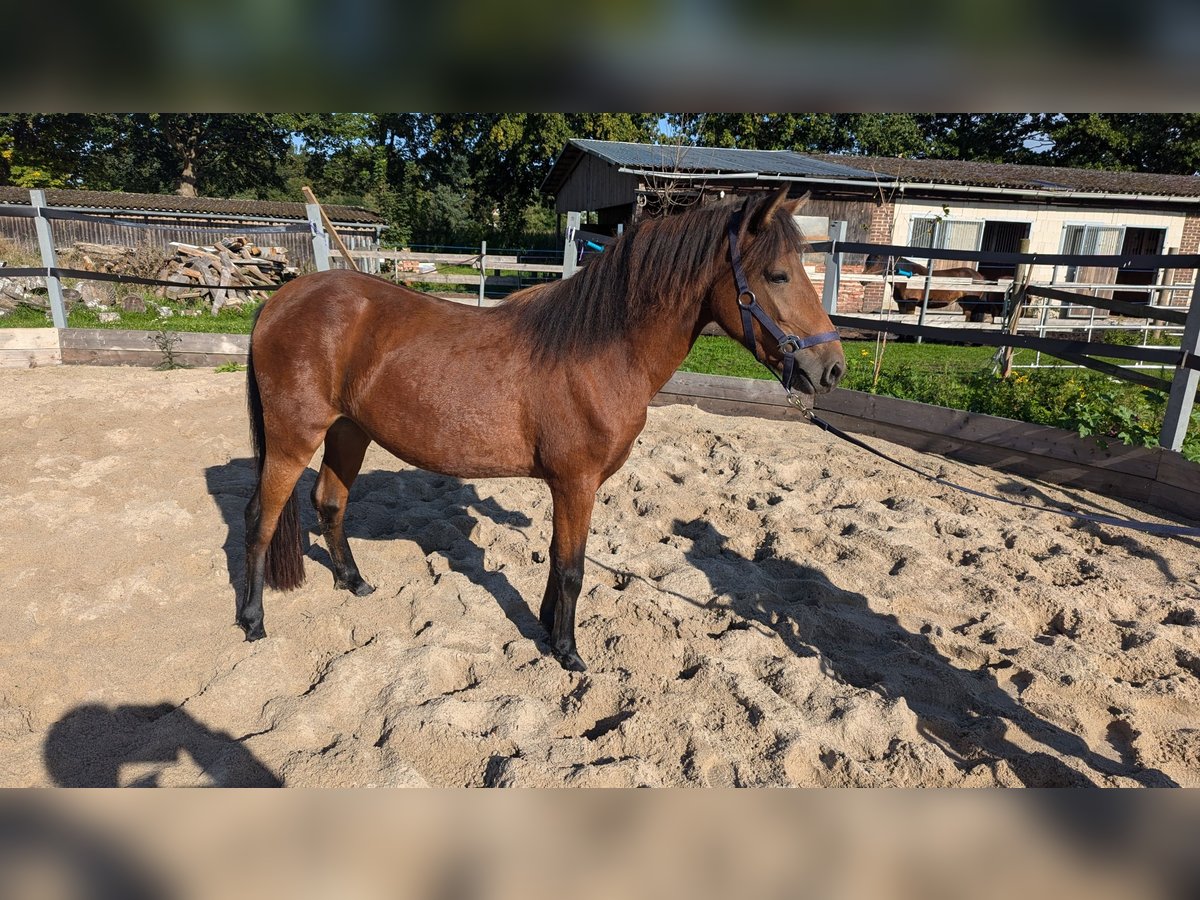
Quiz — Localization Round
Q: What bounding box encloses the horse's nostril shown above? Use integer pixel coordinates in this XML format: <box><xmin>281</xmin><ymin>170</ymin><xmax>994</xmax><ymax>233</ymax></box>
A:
<box><xmin>826</xmin><ymin>362</ymin><xmax>845</xmax><ymax>387</ymax></box>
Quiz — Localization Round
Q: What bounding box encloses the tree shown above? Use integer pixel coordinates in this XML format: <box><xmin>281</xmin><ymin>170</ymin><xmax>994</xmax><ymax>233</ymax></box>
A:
<box><xmin>126</xmin><ymin>114</ymin><xmax>296</xmax><ymax>197</ymax></box>
<box><xmin>913</xmin><ymin>114</ymin><xmax>1039</xmax><ymax>162</ymax></box>
<box><xmin>420</xmin><ymin>113</ymin><xmax>659</xmax><ymax>242</ymax></box>
<box><xmin>1032</xmin><ymin>114</ymin><xmax>1200</xmax><ymax>175</ymax></box>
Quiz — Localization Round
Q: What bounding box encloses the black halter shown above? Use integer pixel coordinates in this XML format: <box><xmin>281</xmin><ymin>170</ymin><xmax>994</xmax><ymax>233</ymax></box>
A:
<box><xmin>727</xmin><ymin>213</ymin><xmax>840</xmax><ymax>393</ymax></box>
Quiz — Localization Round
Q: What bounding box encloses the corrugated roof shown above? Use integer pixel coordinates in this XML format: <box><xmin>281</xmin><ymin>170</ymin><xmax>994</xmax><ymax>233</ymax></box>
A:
<box><xmin>0</xmin><ymin>187</ymin><xmax>385</xmax><ymax>224</ymax></box>
<box><xmin>541</xmin><ymin>139</ymin><xmax>887</xmax><ymax>194</ymax></box>
<box><xmin>545</xmin><ymin>139</ymin><xmax>1200</xmax><ymax>201</ymax></box>
<box><xmin>810</xmin><ymin>154</ymin><xmax>1200</xmax><ymax>198</ymax></box>
<box><xmin>570</xmin><ymin>139</ymin><xmax>883</xmax><ymax>179</ymax></box>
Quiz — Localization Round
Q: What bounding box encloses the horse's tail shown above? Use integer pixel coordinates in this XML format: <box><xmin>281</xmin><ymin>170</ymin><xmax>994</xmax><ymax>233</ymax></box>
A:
<box><xmin>247</xmin><ymin>305</ymin><xmax>305</xmax><ymax>591</ymax></box>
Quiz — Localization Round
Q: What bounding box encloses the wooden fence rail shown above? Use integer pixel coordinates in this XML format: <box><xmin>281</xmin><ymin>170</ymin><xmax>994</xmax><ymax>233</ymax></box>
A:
<box><xmin>3</xmin><ymin>202</ymin><xmax>1197</xmax><ymax>452</ymax></box>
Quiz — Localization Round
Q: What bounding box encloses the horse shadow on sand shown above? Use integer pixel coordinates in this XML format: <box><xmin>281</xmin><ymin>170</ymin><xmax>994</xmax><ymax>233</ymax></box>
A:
<box><xmin>204</xmin><ymin>458</ymin><xmax>545</xmax><ymax>648</ymax></box>
<box><xmin>670</xmin><ymin>517</ymin><xmax>1179</xmax><ymax>788</ymax></box>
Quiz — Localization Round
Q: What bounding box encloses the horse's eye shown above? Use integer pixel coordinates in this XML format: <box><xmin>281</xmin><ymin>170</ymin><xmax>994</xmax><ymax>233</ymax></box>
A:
<box><xmin>767</xmin><ymin>271</ymin><xmax>789</xmax><ymax>284</ymax></box>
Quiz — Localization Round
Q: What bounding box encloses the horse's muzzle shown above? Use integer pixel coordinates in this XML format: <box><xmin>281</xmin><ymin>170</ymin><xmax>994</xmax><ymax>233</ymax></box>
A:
<box><xmin>788</xmin><ymin>348</ymin><xmax>845</xmax><ymax>395</ymax></box>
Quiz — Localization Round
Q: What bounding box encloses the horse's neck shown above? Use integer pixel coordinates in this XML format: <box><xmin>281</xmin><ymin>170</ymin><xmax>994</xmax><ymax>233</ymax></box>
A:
<box><xmin>619</xmin><ymin>288</ymin><xmax>711</xmax><ymax>399</ymax></box>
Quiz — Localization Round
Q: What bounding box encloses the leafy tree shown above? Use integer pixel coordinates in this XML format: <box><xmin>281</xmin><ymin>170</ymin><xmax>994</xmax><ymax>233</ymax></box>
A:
<box><xmin>913</xmin><ymin>114</ymin><xmax>1039</xmax><ymax>162</ymax></box>
<box><xmin>1032</xmin><ymin>114</ymin><xmax>1200</xmax><ymax>174</ymax></box>
<box><xmin>419</xmin><ymin>113</ymin><xmax>658</xmax><ymax>243</ymax></box>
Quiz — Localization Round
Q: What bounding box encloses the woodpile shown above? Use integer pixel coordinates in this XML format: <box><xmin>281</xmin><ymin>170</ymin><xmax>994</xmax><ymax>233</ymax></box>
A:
<box><xmin>155</xmin><ymin>237</ymin><xmax>298</xmax><ymax>312</ymax></box>
<box><xmin>65</xmin><ymin>237</ymin><xmax>298</xmax><ymax>312</ymax></box>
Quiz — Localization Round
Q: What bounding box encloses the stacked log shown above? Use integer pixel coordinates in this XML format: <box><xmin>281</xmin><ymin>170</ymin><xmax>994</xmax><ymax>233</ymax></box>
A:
<box><xmin>154</xmin><ymin>238</ymin><xmax>298</xmax><ymax>312</ymax></box>
<box><xmin>62</xmin><ymin>237</ymin><xmax>298</xmax><ymax>313</ymax></box>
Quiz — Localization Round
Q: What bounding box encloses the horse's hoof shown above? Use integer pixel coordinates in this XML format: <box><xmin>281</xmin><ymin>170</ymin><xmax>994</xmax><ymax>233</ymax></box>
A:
<box><xmin>239</xmin><ymin>620</ymin><xmax>266</xmax><ymax>642</ymax></box>
<box><xmin>553</xmin><ymin>648</ymin><xmax>588</xmax><ymax>673</ymax></box>
<box><xmin>336</xmin><ymin>576</ymin><xmax>376</xmax><ymax>597</ymax></box>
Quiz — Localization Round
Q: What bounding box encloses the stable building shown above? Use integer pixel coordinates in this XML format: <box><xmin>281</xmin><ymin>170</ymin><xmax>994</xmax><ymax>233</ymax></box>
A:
<box><xmin>543</xmin><ymin>139</ymin><xmax>1200</xmax><ymax>312</ymax></box>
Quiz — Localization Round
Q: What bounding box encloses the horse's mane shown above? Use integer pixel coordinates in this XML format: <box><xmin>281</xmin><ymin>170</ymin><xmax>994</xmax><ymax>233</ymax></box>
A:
<box><xmin>502</xmin><ymin>193</ymin><xmax>807</xmax><ymax>361</ymax></box>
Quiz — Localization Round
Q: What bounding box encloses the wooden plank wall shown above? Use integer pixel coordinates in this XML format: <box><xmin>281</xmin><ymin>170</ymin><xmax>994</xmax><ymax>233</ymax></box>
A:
<box><xmin>655</xmin><ymin>372</ymin><xmax>1200</xmax><ymax>522</ymax></box>
<box><xmin>58</xmin><ymin>329</ymin><xmax>249</xmax><ymax>368</ymax></box>
<box><xmin>0</xmin><ymin>328</ymin><xmax>61</xmax><ymax>368</ymax></box>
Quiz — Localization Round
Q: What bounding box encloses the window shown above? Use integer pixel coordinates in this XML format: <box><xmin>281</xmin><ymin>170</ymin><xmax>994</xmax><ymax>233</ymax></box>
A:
<box><xmin>908</xmin><ymin>215</ymin><xmax>984</xmax><ymax>254</ymax></box>
<box><xmin>1058</xmin><ymin>223</ymin><xmax>1125</xmax><ymax>316</ymax></box>
<box><xmin>1059</xmin><ymin>224</ymin><xmax>1123</xmax><ymax>282</ymax></box>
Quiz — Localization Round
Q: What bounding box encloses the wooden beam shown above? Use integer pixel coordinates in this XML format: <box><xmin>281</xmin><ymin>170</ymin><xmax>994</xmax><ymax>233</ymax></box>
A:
<box><xmin>302</xmin><ymin>187</ymin><xmax>360</xmax><ymax>272</ymax></box>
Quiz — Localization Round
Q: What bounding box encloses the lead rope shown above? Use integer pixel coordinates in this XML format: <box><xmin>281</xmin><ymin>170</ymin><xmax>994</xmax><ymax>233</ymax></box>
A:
<box><xmin>729</xmin><ymin>210</ymin><xmax>1197</xmax><ymax>537</ymax></box>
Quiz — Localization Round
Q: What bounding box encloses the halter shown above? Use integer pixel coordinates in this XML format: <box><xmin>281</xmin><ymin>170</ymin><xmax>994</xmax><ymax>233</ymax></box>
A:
<box><xmin>727</xmin><ymin>212</ymin><xmax>840</xmax><ymax>396</ymax></box>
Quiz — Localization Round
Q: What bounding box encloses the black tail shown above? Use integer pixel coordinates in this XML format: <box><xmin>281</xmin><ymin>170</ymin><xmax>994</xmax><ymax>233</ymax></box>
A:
<box><xmin>246</xmin><ymin>308</ymin><xmax>304</xmax><ymax>590</ymax></box>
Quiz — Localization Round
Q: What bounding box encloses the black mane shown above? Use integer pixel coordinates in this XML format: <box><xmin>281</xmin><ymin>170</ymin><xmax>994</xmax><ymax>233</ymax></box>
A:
<box><xmin>503</xmin><ymin>194</ymin><xmax>806</xmax><ymax>361</ymax></box>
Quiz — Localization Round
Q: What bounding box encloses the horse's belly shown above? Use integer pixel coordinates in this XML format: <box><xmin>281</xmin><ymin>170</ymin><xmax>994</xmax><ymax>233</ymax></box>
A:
<box><xmin>356</xmin><ymin>402</ymin><xmax>537</xmax><ymax>480</ymax></box>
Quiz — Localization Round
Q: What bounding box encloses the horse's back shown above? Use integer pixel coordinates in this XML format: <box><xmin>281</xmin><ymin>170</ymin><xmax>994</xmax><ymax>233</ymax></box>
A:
<box><xmin>250</xmin><ymin>270</ymin><xmax>544</xmax><ymax>478</ymax></box>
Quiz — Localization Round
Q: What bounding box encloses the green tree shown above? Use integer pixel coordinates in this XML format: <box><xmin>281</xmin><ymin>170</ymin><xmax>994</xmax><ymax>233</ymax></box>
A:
<box><xmin>913</xmin><ymin>114</ymin><xmax>1039</xmax><ymax>162</ymax></box>
<box><xmin>1033</xmin><ymin>113</ymin><xmax>1200</xmax><ymax>174</ymax></box>
<box><xmin>421</xmin><ymin>113</ymin><xmax>658</xmax><ymax>243</ymax></box>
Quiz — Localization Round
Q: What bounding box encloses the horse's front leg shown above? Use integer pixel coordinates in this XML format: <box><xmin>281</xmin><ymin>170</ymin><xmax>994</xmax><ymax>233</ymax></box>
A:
<box><xmin>541</xmin><ymin>478</ymin><xmax>596</xmax><ymax>672</ymax></box>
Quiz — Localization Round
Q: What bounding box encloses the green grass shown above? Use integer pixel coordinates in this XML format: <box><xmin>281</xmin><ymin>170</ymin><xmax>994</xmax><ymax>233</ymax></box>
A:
<box><xmin>680</xmin><ymin>335</ymin><xmax>1198</xmax><ymax>461</ymax></box>
<box><xmin>680</xmin><ymin>335</ymin><xmax>1010</xmax><ymax>381</ymax></box>
<box><xmin>1</xmin><ymin>300</ymin><xmax>260</xmax><ymax>333</ymax></box>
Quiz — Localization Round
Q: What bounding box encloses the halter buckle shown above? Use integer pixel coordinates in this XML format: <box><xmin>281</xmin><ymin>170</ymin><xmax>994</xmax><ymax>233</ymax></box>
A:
<box><xmin>785</xmin><ymin>390</ymin><xmax>814</xmax><ymax>419</ymax></box>
<box><xmin>737</xmin><ymin>289</ymin><xmax>756</xmax><ymax>309</ymax></box>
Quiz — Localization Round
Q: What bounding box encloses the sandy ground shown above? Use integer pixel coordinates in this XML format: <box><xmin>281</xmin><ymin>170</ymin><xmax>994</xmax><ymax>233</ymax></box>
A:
<box><xmin>1</xmin><ymin>365</ymin><xmax>1198</xmax><ymax>788</ymax></box>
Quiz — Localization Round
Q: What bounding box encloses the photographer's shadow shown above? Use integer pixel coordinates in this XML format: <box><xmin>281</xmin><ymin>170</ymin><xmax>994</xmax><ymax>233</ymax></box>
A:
<box><xmin>673</xmin><ymin>518</ymin><xmax>1178</xmax><ymax>788</ymax></box>
<box><xmin>43</xmin><ymin>703</ymin><xmax>281</xmax><ymax>787</ymax></box>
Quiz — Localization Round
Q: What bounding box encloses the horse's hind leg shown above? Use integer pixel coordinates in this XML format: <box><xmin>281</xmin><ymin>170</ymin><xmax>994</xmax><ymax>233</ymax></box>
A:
<box><xmin>311</xmin><ymin>418</ymin><xmax>375</xmax><ymax>596</ymax></box>
<box><xmin>240</xmin><ymin>448</ymin><xmax>314</xmax><ymax>640</ymax></box>
<box><xmin>539</xmin><ymin>478</ymin><xmax>596</xmax><ymax>672</ymax></box>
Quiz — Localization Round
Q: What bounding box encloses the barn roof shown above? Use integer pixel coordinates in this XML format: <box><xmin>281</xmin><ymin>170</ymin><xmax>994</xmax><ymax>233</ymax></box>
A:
<box><xmin>0</xmin><ymin>187</ymin><xmax>385</xmax><ymax>225</ymax></box>
<box><xmin>810</xmin><ymin>154</ymin><xmax>1200</xmax><ymax>198</ymax></box>
<box><xmin>542</xmin><ymin>139</ymin><xmax>888</xmax><ymax>195</ymax></box>
<box><xmin>545</xmin><ymin>139</ymin><xmax>1200</xmax><ymax>202</ymax></box>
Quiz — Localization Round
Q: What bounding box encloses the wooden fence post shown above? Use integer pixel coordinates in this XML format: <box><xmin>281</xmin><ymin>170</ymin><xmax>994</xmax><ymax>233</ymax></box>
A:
<box><xmin>478</xmin><ymin>240</ymin><xmax>486</xmax><ymax>306</ymax></box>
<box><xmin>562</xmin><ymin>211</ymin><xmax>580</xmax><ymax>279</ymax></box>
<box><xmin>29</xmin><ymin>190</ymin><xmax>67</xmax><ymax>328</ymax></box>
<box><xmin>305</xmin><ymin>203</ymin><xmax>331</xmax><ymax>272</ymax></box>
<box><xmin>1158</xmin><ymin>274</ymin><xmax>1200</xmax><ymax>452</ymax></box>
<box><xmin>302</xmin><ymin>186</ymin><xmax>359</xmax><ymax>271</ymax></box>
<box><xmin>999</xmin><ymin>238</ymin><xmax>1032</xmax><ymax>377</ymax></box>
<box><xmin>821</xmin><ymin>219</ymin><xmax>846</xmax><ymax>314</ymax></box>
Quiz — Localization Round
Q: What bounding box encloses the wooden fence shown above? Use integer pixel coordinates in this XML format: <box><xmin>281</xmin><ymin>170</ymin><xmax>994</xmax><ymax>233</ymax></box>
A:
<box><xmin>812</xmin><ymin>238</ymin><xmax>1200</xmax><ymax>453</ymax></box>
<box><xmin>3</xmin><ymin>209</ymin><xmax>1198</xmax><ymax>454</ymax></box>
<box><xmin>337</xmin><ymin>248</ymin><xmax>564</xmax><ymax>304</ymax></box>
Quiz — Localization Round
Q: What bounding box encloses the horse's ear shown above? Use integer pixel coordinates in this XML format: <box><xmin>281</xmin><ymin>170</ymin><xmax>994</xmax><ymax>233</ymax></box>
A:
<box><xmin>748</xmin><ymin>186</ymin><xmax>797</xmax><ymax>233</ymax></box>
<box><xmin>787</xmin><ymin>190</ymin><xmax>812</xmax><ymax>215</ymax></box>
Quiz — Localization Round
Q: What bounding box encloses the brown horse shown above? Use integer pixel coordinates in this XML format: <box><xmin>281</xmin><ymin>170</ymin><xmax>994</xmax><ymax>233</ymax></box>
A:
<box><xmin>864</xmin><ymin>254</ymin><xmax>996</xmax><ymax>318</ymax></box>
<box><xmin>239</xmin><ymin>188</ymin><xmax>845</xmax><ymax>671</ymax></box>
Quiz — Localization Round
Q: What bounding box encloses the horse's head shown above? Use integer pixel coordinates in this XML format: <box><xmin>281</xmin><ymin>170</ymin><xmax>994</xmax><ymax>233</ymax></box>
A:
<box><xmin>711</xmin><ymin>189</ymin><xmax>845</xmax><ymax>396</ymax></box>
<box><xmin>863</xmin><ymin>253</ymin><xmax>890</xmax><ymax>275</ymax></box>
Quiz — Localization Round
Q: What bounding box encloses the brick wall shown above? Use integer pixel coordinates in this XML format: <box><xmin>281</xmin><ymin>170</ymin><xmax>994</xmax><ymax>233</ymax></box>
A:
<box><xmin>836</xmin><ymin>200</ymin><xmax>894</xmax><ymax>313</ymax></box>
<box><xmin>1171</xmin><ymin>213</ymin><xmax>1200</xmax><ymax>304</ymax></box>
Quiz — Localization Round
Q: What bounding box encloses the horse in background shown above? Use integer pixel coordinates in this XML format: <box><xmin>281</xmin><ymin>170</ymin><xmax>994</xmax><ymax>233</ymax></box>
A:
<box><xmin>864</xmin><ymin>254</ymin><xmax>1001</xmax><ymax>320</ymax></box>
